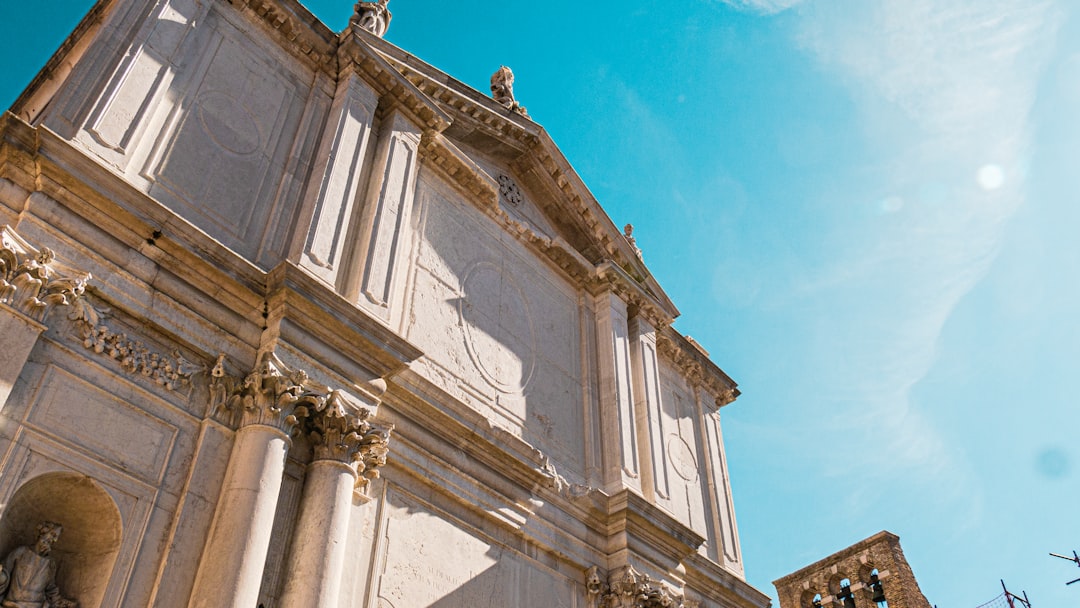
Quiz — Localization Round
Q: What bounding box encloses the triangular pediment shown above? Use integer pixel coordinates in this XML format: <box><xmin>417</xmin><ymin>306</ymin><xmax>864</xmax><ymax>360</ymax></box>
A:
<box><xmin>361</xmin><ymin>36</ymin><xmax>679</xmax><ymax>322</ymax></box>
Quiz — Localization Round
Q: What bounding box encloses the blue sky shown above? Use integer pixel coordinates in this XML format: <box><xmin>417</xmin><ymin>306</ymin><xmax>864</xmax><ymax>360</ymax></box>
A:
<box><xmin>3</xmin><ymin>1</ymin><xmax>1078</xmax><ymax>606</ymax></box>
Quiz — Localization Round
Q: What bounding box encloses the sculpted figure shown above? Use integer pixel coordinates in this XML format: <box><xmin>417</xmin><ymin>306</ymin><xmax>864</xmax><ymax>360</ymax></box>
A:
<box><xmin>490</xmin><ymin>66</ymin><xmax>529</xmax><ymax>117</ymax></box>
<box><xmin>0</xmin><ymin>522</ymin><xmax>78</xmax><ymax>608</ymax></box>
<box><xmin>352</xmin><ymin>0</ymin><xmax>392</xmax><ymax>37</ymax></box>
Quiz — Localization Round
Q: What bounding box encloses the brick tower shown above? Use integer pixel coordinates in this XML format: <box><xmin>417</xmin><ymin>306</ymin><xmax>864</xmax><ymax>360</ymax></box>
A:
<box><xmin>773</xmin><ymin>531</ymin><xmax>932</xmax><ymax>608</ymax></box>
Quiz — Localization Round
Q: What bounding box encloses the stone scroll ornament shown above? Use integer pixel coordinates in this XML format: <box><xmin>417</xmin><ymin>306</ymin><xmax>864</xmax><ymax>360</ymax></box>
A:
<box><xmin>0</xmin><ymin>226</ymin><xmax>89</xmax><ymax>323</ymax></box>
<box><xmin>210</xmin><ymin>353</ymin><xmax>394</xmax><ymax>493</ymax></box>
<box><xmin>586</xmin><ymin>565</ymin><xmax>697</xmax><ymax>608</ymax></box>
<box><xmin>490</xmin><ymin>66</ymin><xmax>529</xmax><ymax>117</ymax></box>
<box><xmin>0</xmin><ymin>522</ymin><xmax>79</xmax><ymax>608</ymax></box>
<box><xmin>352</xmin><ymin>0</ymin><xmax>392</xmax><ymax>37</ymax></box>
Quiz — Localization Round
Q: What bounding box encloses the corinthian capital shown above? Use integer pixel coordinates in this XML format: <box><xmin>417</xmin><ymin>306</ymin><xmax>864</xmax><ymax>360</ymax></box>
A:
<box><xmin>0</xmin><ymin>225</ymin><xmax>90</xmax><ymax>322</ymax></box>
<box><xmin>301</xmin><ymin>390</ymin><xmax>394</xmax><ymax>492</ymax></box>
<box><xmin>216</xmin><ymin>353</ymin><xmax>323</xmax><ymax>433</ymax></box>
<box><xmin>589</xmin><ymin>565</ymin><xmax>690</xmax><ymax>608</ymax></box>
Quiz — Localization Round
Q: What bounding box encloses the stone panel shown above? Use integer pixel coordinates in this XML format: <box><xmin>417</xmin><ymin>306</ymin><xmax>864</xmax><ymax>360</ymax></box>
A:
<box><xmin>406</xmin><ymin>177</ymin><xmax>586</xmax><ymax>479</ymax></box>
<box><xmin>658</xmin><ymin>362</ymin><xmax>709</xmax><ymax>539</ymax></box>
<box><xmin>371</xmin><ymin>486</ymin><xmax>579</xmax><ymax>608</ymax></box>
<box><xmin>26</xmin><ymin>366</ymin><xmax>179</xmax><ymax>485</ymax></box>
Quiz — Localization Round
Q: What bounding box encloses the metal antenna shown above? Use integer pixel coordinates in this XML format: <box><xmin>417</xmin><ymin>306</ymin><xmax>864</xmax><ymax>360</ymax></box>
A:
<box><xmin>1050</xmin><ymin>550</ymin><xmax>1080</xmax><ymax>585</ymax></box>
<box><xmin>1001</xmin><ymin>579</ymin><xmax>1032</xmax><ymax>608</ymax></box>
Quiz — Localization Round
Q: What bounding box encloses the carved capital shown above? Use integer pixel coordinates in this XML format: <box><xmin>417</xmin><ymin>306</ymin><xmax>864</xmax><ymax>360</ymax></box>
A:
<box><xmin>588</xmin><ymin>565</ymin><xmax>691</xmax><ymax>608</ymax></box>
<box><xmin>0</xmin><ymin>225</ymin><xmax>90</xmax><ymax>322</ymax></box>
<box><xmin>213</xmin><ymin>353</ymin><xmax>321</xmax><ymax>433</ymax></box>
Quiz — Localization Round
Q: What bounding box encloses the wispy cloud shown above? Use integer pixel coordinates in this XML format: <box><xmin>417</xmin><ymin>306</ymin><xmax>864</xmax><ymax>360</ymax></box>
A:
<box><xmin>780</xmin><ymin>0</ymin><xmax>1061</xmax><ymax>502</ymax></box>
<box><xmin>711</xmin><ymin>0</ymin><xmax>805</xmax><ymax>15</ymax></box>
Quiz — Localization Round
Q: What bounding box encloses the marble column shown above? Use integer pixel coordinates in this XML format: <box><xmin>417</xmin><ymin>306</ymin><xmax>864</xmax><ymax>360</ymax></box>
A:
<box><xmin>279</xmin><ymin>393</ymin><xmax>392</xmax><ymax>608</ymax></box>
<box><xmin>188</xmin><ymin>358</ymin><xmax>319</xmax><ymax>608</ymax></box>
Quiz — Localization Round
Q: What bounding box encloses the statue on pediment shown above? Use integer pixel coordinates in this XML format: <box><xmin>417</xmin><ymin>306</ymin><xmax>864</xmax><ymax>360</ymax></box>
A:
<box><xmin>490</xmin><ymin>66</ymin><xmax>529</xmax><ymax>117</ymax></box>
<box><xmin>0</xmin><ymin>522</ymin><xmax>78</xmax><ymax>608</ymax></box>
<box><xmin>353</xmin><ymin>0</ymin><xmax>392</xmax><ymax>37</ymax></box>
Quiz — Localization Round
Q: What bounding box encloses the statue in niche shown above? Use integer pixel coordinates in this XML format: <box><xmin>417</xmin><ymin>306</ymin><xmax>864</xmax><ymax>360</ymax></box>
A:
<box><xmin>352</xmin><ymin>0</ymin><xmax>392</xmax><ymax>37</ymax></box>
<box><xmin>0</xmin><ymin>522</ymin><xmax>78</xmax><ymax>608</ymax></box>
<box><xmin>490</xmin><ymin>66</ymin><xmax>529</xmax><ymax>117</ymax></box>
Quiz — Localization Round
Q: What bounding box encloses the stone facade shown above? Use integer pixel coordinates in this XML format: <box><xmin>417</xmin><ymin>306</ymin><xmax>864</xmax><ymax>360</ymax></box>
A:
<box><xmin>773</xmin><ymin>531</ymin><xmax>931</xmax><ymax>608</ymax></box>
<box><xmin>0</xmin><ymin>1</ymin><xmax>771</xmax><ymax>607</ymax></box>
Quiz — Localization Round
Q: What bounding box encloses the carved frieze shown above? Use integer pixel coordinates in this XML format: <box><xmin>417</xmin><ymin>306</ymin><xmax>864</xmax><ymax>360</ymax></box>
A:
<box><xmin>68</xmin><ymin>298</ymin><xmax>201</xmax><ymax>391</ymax></box>
<box><xmin>587</xmin><ymin>565</ymin><xmax>696</xmax><ymax>608</ymax></box>
<box><xmin>0</xmin><ymin>226</ymin><xmax>89</xmax><ymax>323</ymax></box>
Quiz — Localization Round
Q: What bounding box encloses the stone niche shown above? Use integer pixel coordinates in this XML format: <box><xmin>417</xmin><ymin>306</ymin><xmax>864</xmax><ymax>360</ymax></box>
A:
<box><xmin>405</xmin><ymin>176</ymin><xmax>587</xmax><ymax>480</ymax></box>
<box><xmin>0</xmin><ymin>472</ymin><xmax>123</xmax><ymax>608</ymax></box>
<box><xmin>368</xmin><ymin>487</ymin><xmax>580</xmax><ymax>608</ymax></box>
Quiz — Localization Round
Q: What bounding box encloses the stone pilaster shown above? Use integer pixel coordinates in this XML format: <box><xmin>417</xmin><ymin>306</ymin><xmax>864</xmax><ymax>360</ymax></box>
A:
<box><xmin>592</xmin><ymin>291</ymin><xmax>642</xmax><ymax>494</ymax></box>
<box><xmin>279</xmin><ymin>392</ymin><xmax>392</xmax><ymax>607</ymax></box>
<box><xmin>628</xmin><ymin>314</ymin><xmax>669</xmax><ymax>504</ymax></box>
<box><xmin>189</xmin><ymin>355</ymin><xmax>322</xmax><ymax>608</ymax></box>
<box><xmin>0</xmin><ymin>225</ymin><xmax>89</xmax><ymax>408</ymax></box>
<box><xmin>349</xmin><ymin>110</ymin><xmax>422</xmax><ymax>324</ymax></box>
<box><xmin>298</xmin><ymin>72</ymin><xmax>380</xmax><ymax>290</ymax></box>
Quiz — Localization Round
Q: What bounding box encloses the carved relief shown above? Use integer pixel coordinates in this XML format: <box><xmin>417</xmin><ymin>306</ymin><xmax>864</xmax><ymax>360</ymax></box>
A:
<box><xmin>210</xmin><ymin>353</ymin><xmax>321</xmax><ymax>432</ymax></box>
<box><xmin>498</xmin><ymin>174</ymin><xmax>524</xmax><ymax>208</ymax></box>
<box><xmin>490</xmin><ymin>66</ymin><xmax>529</xmax><ymax>117</ymax></box>
<box><xmin>0</xmin><ymin>226</ymin><xmax>89</xmax><ymax>323</ymax></box>
<box><xmin>352</xmin><ymin>0</ymin><xmax>392</xmax><ymax>37</ymax></box>
<box><xmin>68</xmin><ymin>299</ymin><xmax>201</xmax><ymax>391</ymax></box>
<box><xmin>587</xmin><ymin>565</ymin><xmax>693</xmax><ymax>608</ymax></box>
<box><xmin>299</xmin><ymin>390</ymin><xmax>394</xmax><ymax>493</ymax></box>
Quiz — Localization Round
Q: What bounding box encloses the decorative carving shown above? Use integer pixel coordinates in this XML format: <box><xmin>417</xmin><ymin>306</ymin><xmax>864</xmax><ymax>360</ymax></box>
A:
<box><xmin>587</xmin><ymin>565</ymin><xmax>691</xmax><ymax>608</ymax></box>
<box><xmin>498</xmin><ymin>174</ymin><xmax>524</xmax><ymax>207</ymax></box>
<box><xmin>68</xmin><ymin>299</ymin><xmax>201</xmax><ymax>391</ymax></box>
<box><xmin>623</xmin><ymin>224</ymin><xmax>642</xmax><ymax>260</ymax></box>
<box><xmin>352</xmin><ymin>0</ymin><xmax>392</xmax><ymax>37</ymax></box>
<box><xmin>490</xmin><ymin>66</ymin><xmax>529</xmax><ymax>117</ymax></box>
<box><xmin>0</xmin><ymin>522</ymin><xmax>79</xmax><ymax>608</ymax></box>
<box><xmin>535</xmin><ymin>452</ymin><xmax>599</xmax><ymax>502</ymax></box>
<box><xmin>299</xmin><ymin>389</ymin><xmax>395</xmax><ymax>493</ymax></box>
<box><xmin>0</xmin><ymin>226</ymin><xmax>89</xmax><ymax>323</ymax></box>
<box><xmin>212</xmin><ymin>353</ymin><xmax>323</xmax><ymax>432</ymax></box>
<box><xmin>655</xmin><ymin>333</ymin><xmax>738</xmax><ymax>407</ymax></box>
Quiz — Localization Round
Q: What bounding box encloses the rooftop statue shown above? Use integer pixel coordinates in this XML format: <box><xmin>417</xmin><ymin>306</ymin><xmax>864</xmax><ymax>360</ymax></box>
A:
<box><xmin>490</xmin><ymin>66</ymin><xmax>529</xmax><ymax>118</ymax></box>
<box><xmin>352</xmin><ymin>0</ymin><xmax>392</xmax><ymax>37</ymax></box>
<box><xmin>0</xmin><ymin>522</ymin><xmax>78</xmax><ymax>608</ymax></box>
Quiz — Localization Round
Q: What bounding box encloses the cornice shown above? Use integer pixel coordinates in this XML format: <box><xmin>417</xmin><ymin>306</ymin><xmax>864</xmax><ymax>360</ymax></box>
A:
<box><xmin>226</xmin><ymin>0</ymin><xmax>338</xmax><ymax>71</ymax></box>
<box><xmin>604</xmin><ymin>490</ymin><xmax>704</xmax><ymax>569</ymax></box>
<box><xmin>338</xmin><ymin>31</ymin><xmax>451</xmax><ymax>132</ymax></box>
<box><xmin>656</xmin><ymin>327</ymin><xmax>739</xmax><ymax>408</ymax></box>
<box><xmin>593</xmin><ymin>262</ymin><xmax>676</xmax><ymax>330</ymax></box>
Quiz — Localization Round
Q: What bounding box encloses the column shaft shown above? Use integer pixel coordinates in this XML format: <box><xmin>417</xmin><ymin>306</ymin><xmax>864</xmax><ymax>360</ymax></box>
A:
<box><xmin>188</xmin><ymin>425</ymin><xmax>291</xmax><ymax>608</ymax></box>
<box><xmin>279</xmin><ymin>459</ymin><xmax>357</xmax><ymax>608</ymax></box>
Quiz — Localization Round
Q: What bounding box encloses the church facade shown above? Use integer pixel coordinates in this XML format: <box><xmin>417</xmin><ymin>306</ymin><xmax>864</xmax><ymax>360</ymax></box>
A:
<box><xmin>0</xmin><ymin>1</ymin><xmax>771</xmax><ymax>606</ymax></box>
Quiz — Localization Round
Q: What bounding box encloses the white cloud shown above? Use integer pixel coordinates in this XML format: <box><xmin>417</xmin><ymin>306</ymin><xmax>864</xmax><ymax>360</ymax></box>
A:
<box><xmin>784</xmin><ymin>0</ymin><xmax>1061</xmax><ymax>490</ymax></box>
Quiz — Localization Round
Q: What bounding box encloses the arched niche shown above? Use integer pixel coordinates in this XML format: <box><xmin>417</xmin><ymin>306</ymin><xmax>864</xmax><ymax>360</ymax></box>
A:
<box><xmin>0</xmin><ymin>473</ymin><xmax>122</xmax><ymax>607</ymax></box>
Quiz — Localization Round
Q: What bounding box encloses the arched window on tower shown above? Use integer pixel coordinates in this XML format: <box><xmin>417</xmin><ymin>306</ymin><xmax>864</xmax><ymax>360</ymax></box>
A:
<box><xmin>837</xmin><ymin>578</ymin><xmax>856</xmax><ymax>608</ymax></box>
<box><xmin>812</xmin><ymin>593</ymin><xmax>823</xmax><ymax>608</ymax></box>
<box><xmin>869</xmin><ymin>569</ymin><xmax>888</xmax><ymax>608</ymax></box>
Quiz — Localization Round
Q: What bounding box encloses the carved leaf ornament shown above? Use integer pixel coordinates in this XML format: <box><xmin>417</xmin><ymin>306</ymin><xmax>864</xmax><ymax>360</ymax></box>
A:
<box><xmin>0</xmin><ymin>226</ymin><xmax>89</xmax><ymax>322</ymax></box>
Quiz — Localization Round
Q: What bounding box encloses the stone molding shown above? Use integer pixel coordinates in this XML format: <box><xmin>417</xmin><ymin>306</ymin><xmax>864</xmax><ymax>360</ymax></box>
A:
<box><xmin>228</xmin><ymin>0</ymin><xmax>336</xmax><ymax>69</ymax></box>
<box><xmin>587</xmin><ymin>565</ymin><xmax>698</xmax><ymax>608</ymax></box>
<box><xmin>68</xmin><ymin>296</ymin><xmax>202</xmax><ymax>391</ymax></box>
<box><xmin>0</xmin><ymin>225</ymin><xmax>89</xmax><ymax>322</ymax></box>
<box><xmin>593</xmin><ymin>262</ymin><xmax>674</xmax><ymax>331</ymax></box>
<box><xmin>655</xmin><ymin>330</ymin><xmax>738</xmax><ymax>408</ymax></box>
